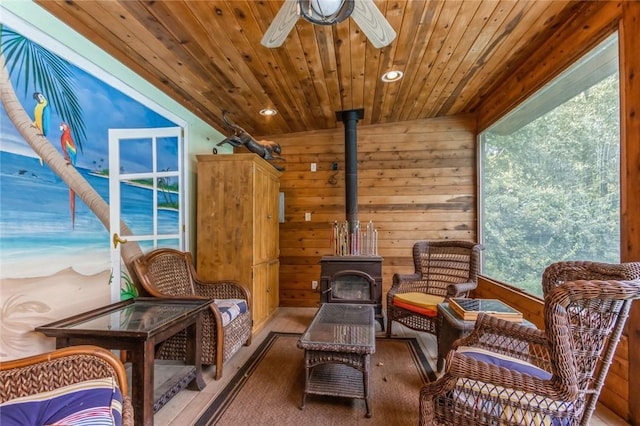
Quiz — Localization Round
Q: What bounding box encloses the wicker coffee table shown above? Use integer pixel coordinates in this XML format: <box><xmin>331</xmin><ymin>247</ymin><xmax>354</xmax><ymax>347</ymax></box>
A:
<box><xmin>297</xmin><ymin>303</ymin><xmax>376</xmax><ymax>417</ymax></box>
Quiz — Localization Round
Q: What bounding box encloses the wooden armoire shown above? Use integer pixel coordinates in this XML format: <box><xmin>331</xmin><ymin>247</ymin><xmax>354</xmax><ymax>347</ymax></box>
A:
<box><xmin>196</xmin><ymin>154</ymin><xmax>281</xmax><ymax>333</ymax></box>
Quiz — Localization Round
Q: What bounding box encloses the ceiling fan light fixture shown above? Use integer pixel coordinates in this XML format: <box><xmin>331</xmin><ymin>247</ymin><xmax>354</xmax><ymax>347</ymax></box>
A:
<box><xmin>261</xmin><ymin>0</ymin><xmax>395</xmax><ymax>49</ymax></box>
<box><xmin>259</xmin><ymin>108</ymin><xmax>278</xmax><ymax>117</ymax></box>
<box><xmin>299</xmin><ymin>0</ymin><xmax>354</xmax><ymax>25</ymax></box>
<box><xmin>311</xmin><ymin>0</ymin><xmax>342</xmax><ymax>15</ymax></box>
<box><xmin>382</xmin><ymin>70</ymin><xmax>403</xmax><ymax>82</ymax></box>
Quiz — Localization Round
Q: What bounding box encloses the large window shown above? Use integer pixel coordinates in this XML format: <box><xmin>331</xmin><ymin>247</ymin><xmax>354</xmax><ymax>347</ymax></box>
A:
<box><xmin>479</xmin><ymin>34</ymin><xmax>620</xmax><ymax>298</ymax></box>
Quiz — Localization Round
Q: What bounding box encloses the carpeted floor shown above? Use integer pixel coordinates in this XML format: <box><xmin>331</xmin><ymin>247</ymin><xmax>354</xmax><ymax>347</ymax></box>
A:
<box><xmin>195</xmin><ymin>331</ymin><xmax>436</xmax><ymax>425</ymax></box>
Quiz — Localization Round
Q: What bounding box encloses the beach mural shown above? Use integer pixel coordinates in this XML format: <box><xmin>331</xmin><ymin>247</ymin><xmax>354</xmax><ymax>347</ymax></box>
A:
<box><xmin>0</xmin><ymin>24</ymin><xmax>182</xmax><ymax>360</ymax></box>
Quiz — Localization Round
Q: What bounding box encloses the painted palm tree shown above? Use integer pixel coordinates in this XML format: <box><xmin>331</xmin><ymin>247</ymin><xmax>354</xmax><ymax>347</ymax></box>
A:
<box><xmin>0</xmin><ymin>26</ymin><xmax>143</xmax><ymax>268</ymax></box>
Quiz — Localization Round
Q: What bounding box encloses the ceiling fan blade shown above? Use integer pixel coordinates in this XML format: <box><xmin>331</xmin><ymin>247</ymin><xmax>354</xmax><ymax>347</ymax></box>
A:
<box><xmin>261</xmin><ymin>0</ymin><xmax>301</xmax><ymax>48</ymax></box>
<box><xmin>351</xmin><ymin>0</ymin><xmax>396</xmax><ymax>48</ymax></box>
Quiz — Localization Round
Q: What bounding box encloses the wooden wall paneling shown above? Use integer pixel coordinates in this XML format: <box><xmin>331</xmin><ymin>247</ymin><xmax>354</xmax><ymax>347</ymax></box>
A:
<box><xmin>249</xmin><ymin>0</ymin><xmax>318</xmax><ymax>132</ymax></box>
<box><xmin>95</xmin><ymin>1</ymin><xmax>232</xmax><ymax>129</ymax></box>
<box><xmin>420</xmin><ymin>0</ymin><xmax>489</xmax><ymax>117</ymax></box>
<box><xmin>346</xmin><ymin>18</ymin><xmax>366</xmax><ymax>112</ymax></box>
<box><xmin>333</xmin><ymin>14</ymin><xmax>353</xmax><ymax>111</ymax></box>
<box><xmin>458</xmin><ymin>0</ymin><xmax>570</xmax><ymax>115</ymax></box>
<box><xmin>476</xmin><ymin>0</ymin><xmax>622</xmax><ymax>131</ymax></box>
<box><xmin>599</xmin><ymin>334</ymin><xmax>630</xmax><ymax>423</ymax></box>
<box><xmin>294</xmin><ymin>14</ymin><xmax>336</xmax><ymax>129</ymax></box>
<box><xmin>312</xmin><ymin>24</ymin><xmax>343</xmax><ymax>123</ymax></box>
<box><xmin>360</xmin><ymin>40</ymin><xmax>381</xmax><ymax>127</ymax></box>
<box><xmin>404</xmin><ymin>1</ymin><xmax>464</xmax><ymax>122</ymax></box>
<box><xmin>388</xmin><ymin>0</ymin><xmax>443</xmax><ymax>123</ymax></box>
<box><xmin>367</xmin><ymin>39</ymin><xmax>392</xmax><ymax>122</ymax></box>
<box><xmin>140</xmin><ymin>1</ymin><xmax>285</xmax><ymax>133</ymax></box>
<box><xmin>435</xmin><ymin>0</ymin><xmax>519</xmax><ymax>116</ymax></box>
<box><xmin>198</xmin><ymin>1</ymin><xmax>298</xmax><ymax>134</ymax></box>
<box><xmin>37</xmin><ymin>0</ymin><xmax>226</xmax><ymax>130</ymax></box>
<box><xmin>268</xmin><ymin>114</ymin><xmax>477</xmax><ymax>307</ymax></box>
<box><xmin>620</xmin><ymin>2</ymin><xmax>640</xmax><ymax>424</ymax></box>
<box><xmin>36</xmin><ymin>1</ymin><xmax>585</xmax><ymax>137</ymax></box>
<box><xmin>375</xmin><ymin>0</ymin><xmax>409</xmax><ymax>124</ymax></box>
<box><xmin>261</xmin><ymin>2</ymin><xmax>326</xmax><ymax>131</ymax></box>
<box><xmin>362</xmin><ymin>0</ymin><xmax>391</xmax><ymax>124</ymax></box>
<box><xmin>202</xmin><ymin>1</ymin><xmax>309</xmax><ymax>132</ymax></box>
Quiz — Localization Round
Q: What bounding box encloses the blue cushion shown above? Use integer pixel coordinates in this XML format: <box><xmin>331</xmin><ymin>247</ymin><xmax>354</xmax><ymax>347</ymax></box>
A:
<box><xmin>454</xmin><ymin>347</ymin><xmax>574</xmax><ymax>425</ymax></box>
<box><xmin>214</xmin><ymin>298</ymin><xmax>248</xmax><ymax>326</ymax></box>
<box><xmin>0</xmin><ymin>377</ymin><xmax>123</xmax><ymax>426</ymax></box>
<box><xmin>457</xmin><ymin>346</ymin><xmax>552</xmax><ymax>380</ymax></box>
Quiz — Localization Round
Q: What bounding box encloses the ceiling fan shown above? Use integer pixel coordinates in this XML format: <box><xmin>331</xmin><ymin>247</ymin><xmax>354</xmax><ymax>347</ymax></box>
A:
<box><xmin>261</xmin><ymin>0</ymin><xmax>396</xmax><ymax>49</ymax></box>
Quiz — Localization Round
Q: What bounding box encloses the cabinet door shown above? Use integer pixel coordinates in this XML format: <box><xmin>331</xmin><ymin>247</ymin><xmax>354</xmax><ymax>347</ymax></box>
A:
<box><xmin>254</xmin><ymin>168</ymin><xmax>269</xmax><ymax>264</ymax></box>
<box><xmin>197</xmin><ymin>158</ymin><xmax>252</xmax><ymax>284</ymax></box>
<box><xmin>254</xmin><ymin>166</ymin><xmax>279</xmax><ymax>263</ymax></box>
<box><xmin>252</xmin><ymin>261</ymin><xmax>269</xmax><ymax>331</ymax></box>
<box><xmin>267</xmin><ymin>259</ymin><xmax>279</xmax><ymax>314</ymax></box>
<box><xmin>265</xmin><ymin>172</ymin><xmax>280</xmax><ymax>260</ymax></box>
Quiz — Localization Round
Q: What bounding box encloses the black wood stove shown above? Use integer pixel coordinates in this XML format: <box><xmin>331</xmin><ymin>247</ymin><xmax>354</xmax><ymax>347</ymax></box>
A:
<box><xmin>318</xmin><ymin>108</ymin><xmax>384</xmax><ymax>330</ymax></box>
<box><xmin>320</xmin><ymin>255</ymin><xmax>384</xmax><ymax>330</ymax></box>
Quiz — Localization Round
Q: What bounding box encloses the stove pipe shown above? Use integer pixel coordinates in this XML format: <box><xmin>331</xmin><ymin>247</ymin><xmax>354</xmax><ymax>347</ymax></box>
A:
<box><xmin>336</xmin><ymin>108</ymin><xmax>364</xmax><ymax>234</ymax></box>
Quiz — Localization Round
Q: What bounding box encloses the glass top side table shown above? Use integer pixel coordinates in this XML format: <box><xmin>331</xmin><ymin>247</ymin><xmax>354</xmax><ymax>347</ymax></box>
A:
<box><xmin>36</xmin><ymin>297</ymin><xmax>211</xmax><ymax>426</ymax></box>
<box><xmin>437</xmin><ymin>301</ymin><xmax>535</xmax><ymax>372</ymax></box>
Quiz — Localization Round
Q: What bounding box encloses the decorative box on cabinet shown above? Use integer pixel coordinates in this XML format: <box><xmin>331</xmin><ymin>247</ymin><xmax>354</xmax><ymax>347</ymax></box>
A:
<box><xmin>196</xmin><ymin>154</ymin><xmax>281</xmax><ymax>333</ymax></box>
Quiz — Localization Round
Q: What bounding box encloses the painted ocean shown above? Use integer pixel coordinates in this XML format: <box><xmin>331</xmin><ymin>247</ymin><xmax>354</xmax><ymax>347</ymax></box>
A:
<box><xmin>0</xmin><ymin>150</ymin><xmax>178</xmax><ymax>279</ymax></box>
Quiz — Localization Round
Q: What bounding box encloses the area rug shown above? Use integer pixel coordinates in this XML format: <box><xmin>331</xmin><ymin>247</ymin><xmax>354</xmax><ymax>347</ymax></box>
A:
<box><xmin>194</xmin><ymin>332</ymin><xmax>436</xmax><ymax>425</ymax></box>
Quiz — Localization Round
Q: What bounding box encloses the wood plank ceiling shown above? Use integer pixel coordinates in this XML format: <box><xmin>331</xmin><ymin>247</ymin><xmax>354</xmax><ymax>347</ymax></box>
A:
<box><xmin>34</xmin><ymin>0</ymin><xmax>581</xmax><ymax>138</ymax></box>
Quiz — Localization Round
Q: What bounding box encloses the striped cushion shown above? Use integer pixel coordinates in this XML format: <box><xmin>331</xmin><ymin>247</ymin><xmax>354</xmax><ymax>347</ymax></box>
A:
<box><xmin>393</xmin><ymin>292</ymin><xmax>444</xmax><ymax>316</ymax></box>
<box><xmin>214</xmin><ymin>298</ymin><xmax>248</xmax><ymax>326</ymax></box>
<box><xmin>0</xmin><ymin>377</ymin><xmax>123</xmax><ymax>426</ymax></box>
<box><xmin>392</xmin><ymin>299</ymin><xmax>438</xmax><ymax>317</ymax></box>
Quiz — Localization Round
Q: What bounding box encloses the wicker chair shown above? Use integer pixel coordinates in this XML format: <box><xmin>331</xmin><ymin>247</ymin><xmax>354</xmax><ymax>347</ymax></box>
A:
<box><xmin>386</xmin><ymin>240</ymin><xmax>481</xmax><ymax>337</ymax></box>
<box><xmin>131</xmin><ymin>248</ymin><xmax>252</xmax><ymax>380</ymax></box>
<box><xmin>419</xmin><ymin>261</ymin><xmax>640</xmax><ymax>426</ymax></box>
<box><xmin>0</xmin><ymin>345</ymin><xmax>134</xmax><ymax>426</ymax></box>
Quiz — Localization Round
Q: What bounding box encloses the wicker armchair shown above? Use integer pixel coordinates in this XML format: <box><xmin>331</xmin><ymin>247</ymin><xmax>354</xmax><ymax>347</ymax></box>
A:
<box><xmin>387</xmin><ymin>240</ymin><xmax>481</xmax><ymax>337</ymax></box>
<box><xmin>132</xmin><ymin>248</ymin><xmax>252</xmax><ymax>380</ymax></box>
<box><xmin>419</xmin><ymin>261</ymin><xmax>640</xmax><ymax>426</ymax></box>
<box><xmin>0</xmin><ymin>345</ymin><xmax>134</xmax><ymax>426</ymax></box>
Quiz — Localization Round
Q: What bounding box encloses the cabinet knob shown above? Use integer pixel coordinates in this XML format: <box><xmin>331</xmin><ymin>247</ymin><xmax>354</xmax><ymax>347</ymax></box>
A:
<box><xmin>267</xmin><ymin>214</ymin><xmax>272</xmax><ymax>219</ymax></box>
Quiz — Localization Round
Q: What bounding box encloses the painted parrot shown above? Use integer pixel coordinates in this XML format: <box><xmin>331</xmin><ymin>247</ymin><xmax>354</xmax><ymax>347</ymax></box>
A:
<box><xmin>33</xmin><ymin>92</ymin><xmax>50</xmax><ymax>165</ymax></box>
<box><xmin>60</xmin><ymin>123</ymin><xmax>77</xmax><ymax>165</ymax></box>
<box><xmin>60</xmin><ymin>122</ymin><xmax>77</xmax><ymax>228</ymax></box>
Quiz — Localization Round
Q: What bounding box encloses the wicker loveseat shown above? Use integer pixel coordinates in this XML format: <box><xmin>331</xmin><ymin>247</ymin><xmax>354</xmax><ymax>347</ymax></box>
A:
<box><xmin>0</xmin><ymin>345</ymin><xmax>133</xmax><ymax>426</ymax></box>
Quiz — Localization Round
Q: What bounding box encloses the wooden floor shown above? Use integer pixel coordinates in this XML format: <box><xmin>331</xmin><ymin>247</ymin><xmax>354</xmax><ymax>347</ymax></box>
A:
<box><xmin>154</xmin><ymin>307</ymin><xmax>629</xmax><ymax>425</ymax></box>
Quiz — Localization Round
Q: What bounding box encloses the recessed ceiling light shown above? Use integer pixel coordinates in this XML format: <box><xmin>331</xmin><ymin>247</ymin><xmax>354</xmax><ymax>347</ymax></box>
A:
<box><xmin>381</xmin><ymin>70</ymin><xmax>403</xmax><ymax>82</ymax></box>
<box><xmin>259</xmin><ymin>108</ymin><xmax>277</xmax><ymax>116</ymax></box>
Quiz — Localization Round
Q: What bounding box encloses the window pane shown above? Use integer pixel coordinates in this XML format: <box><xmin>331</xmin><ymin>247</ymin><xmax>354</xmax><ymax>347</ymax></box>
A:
<box><xmin>479</xmin><ymin>34</ymin><xmax>620</xmax><ymax>297</ymax></box>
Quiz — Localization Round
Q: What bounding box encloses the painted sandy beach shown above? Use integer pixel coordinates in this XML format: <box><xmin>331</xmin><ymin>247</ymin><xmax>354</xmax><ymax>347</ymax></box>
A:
<box><xmin>0</xmin><ymin>267</ymin><xmax>112</xmax><ymax>361</ymax></box>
